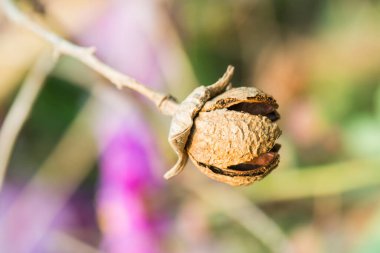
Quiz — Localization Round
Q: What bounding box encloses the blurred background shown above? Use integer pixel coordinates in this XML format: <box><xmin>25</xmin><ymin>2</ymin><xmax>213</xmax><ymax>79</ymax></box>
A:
<box><xmin>0</xmin><ymin>0</ymin><xmax>380</xmax><ymax>252</ymax></box>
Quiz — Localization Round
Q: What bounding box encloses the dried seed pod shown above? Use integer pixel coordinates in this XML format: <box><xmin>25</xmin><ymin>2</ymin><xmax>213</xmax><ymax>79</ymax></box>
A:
<box><xmin>188</xmin><ymin>110</ymin><xmax>280</xmax><ymax>168</ymax></box>
<box><xmin>165</xmin><ymin>66</ymin><xmax>281</xmax><ymax>186</ymax></box>
<box><xmin>187</xmin><ymin>87</ymin><xmax>281</xmax><ymax>186</ymax></box>
<box><xmin>187</xmin><ymin>109</ymin><xmax>281</xmax><ymax>186</ymax></box>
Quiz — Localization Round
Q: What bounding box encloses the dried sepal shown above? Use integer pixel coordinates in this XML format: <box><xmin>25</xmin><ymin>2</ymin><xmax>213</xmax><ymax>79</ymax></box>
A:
<box><xmin>164</xmin><ymin>66</ymin><xmax>235</xmax><ymax>179</ymax></box>
<box><xmin>164</xmin><ymin>86</ymin><xmax>210</xmax><ymax>179</ymax></box>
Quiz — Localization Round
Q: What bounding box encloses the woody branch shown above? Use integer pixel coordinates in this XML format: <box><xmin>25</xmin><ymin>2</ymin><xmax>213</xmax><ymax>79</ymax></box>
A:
<box><xmin>0</xmin><ymin>0</ymin><xmax>178</xmax><ymax>115</ymax></box>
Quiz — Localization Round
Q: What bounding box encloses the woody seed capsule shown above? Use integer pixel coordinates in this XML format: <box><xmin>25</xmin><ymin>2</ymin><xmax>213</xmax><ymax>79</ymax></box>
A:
<box><xmin>187</xmin><ymin>87</ymin><xmax>281</xmax><ymax>186</ymax></box>
<box><xmin>164</xmin><ymin>66</ymin><xmax>281</xmax><ymax>186</ymax></box>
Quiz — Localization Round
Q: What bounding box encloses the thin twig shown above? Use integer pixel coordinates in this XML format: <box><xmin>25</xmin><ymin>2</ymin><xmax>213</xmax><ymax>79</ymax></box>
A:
<box><xmin>0</xmin><ymin>51</ymin><xmax>56</xmax><ymax>190</ymax></box>
<box><xmin>0</xmin><ymin>0</ymin><xmax>178</xmax><ymax>115</ymax></box>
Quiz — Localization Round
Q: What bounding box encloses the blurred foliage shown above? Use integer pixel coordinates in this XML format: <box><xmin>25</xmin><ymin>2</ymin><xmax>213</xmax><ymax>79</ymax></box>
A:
<box><xmin>9</xmin><ymin>77</ymin><xmax>88</xmax><ymax>179</ymax></box>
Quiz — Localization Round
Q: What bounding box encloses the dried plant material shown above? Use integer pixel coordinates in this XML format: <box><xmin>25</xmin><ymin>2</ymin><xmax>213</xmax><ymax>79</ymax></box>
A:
<box><xmin>164</xmin><ymin>66</ymin><xmax>234</xmax><ymax>179</ymax></box>
<box><xmin>166</xmin><ymin>65</ymin><xmax>282</xmax><ymax>186</ymax></box>
<box><xmin>164</xmin><ymin>86</ymin><xmax>210</xmax><ymax>179</ymax></box>
<box><xmin>187</xmin><ymin>110</ymin><xmax>281</xmax><ymax>186</ymax></box>
<box><xmin>201</xmin><ymin>87</ymin><xmax>278</xmax><ymax>112</ymax></box>
<box><xmin>187</xmin><ymin>110</ymin><xmax>280</xmax><ymax>168</ymax></box>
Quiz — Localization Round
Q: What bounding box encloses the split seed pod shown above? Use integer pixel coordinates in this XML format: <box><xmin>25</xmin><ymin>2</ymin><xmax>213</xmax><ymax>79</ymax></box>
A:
<box><xmin>187</xmin><ymin>87</ymin><xmax>281</xmax><ymax>186</ymax></box>
<box><xmin>165</xmin><ymin>66</ymin><xmax>281</xmax><ymax>186</ymax></box>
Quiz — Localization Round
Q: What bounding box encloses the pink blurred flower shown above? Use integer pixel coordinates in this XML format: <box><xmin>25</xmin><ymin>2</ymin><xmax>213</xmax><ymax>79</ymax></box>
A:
<box><xmin>77</xmin><ymin>0</ymin><xmax>169</xmax><ymax>252</ymax></box>
<box><xmin>96</xmin><ymin>116</ymin><xmax>165</xmax><ymax>253</ymax></box>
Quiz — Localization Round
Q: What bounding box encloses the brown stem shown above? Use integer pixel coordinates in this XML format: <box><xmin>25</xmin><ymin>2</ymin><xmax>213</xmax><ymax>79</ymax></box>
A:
<box><xmin>0</xmin><ymin>0</ymin><xmax>179</xmax><ymax>115</ymax></box>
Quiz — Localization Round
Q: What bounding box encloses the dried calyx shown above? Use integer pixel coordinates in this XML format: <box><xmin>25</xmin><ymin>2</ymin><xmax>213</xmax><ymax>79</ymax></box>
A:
<box><xmin>165</xmin><ymin>66</ymin><xmax>281</xmax><ymax>186</ymax></box>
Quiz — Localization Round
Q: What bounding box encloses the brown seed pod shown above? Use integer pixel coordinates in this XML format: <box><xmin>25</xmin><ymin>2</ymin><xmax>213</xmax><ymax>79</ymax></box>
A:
<box><xmin>187</xmin><ymin>107</ymin><xmax>281</xmax><ymax>186</ymax></box>
<box><xmin>187</xmin><ymin>110</ymin><xmax>280</xmax><ymax>167</ymax></box>
<box><xmin>165</xmin><ymin>66</ymin><xmax>281</xmax><ymax>186</ymax></box>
